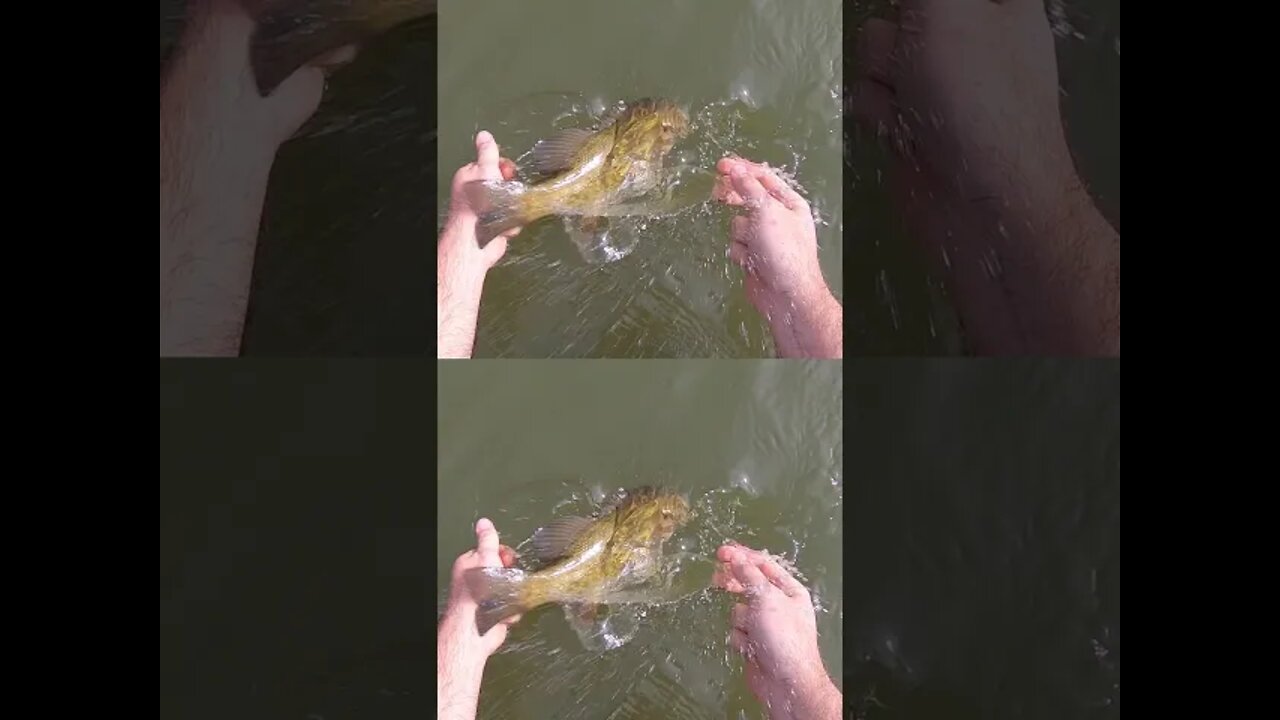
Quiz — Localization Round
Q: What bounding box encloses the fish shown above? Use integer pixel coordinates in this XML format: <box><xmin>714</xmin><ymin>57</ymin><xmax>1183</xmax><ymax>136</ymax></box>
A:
<box><xmin>463</xmin><ymin>486</ymin><xmax>692</xmax><ymax>635</ymax></box>
<box><xmin>464</xmin><ymin>98</ymin><xmax>693</xmax><ymax>250</ymax></box>
<box><xmin>246</xmin><ymin>0</ymin><xmax>437</xmax><ymax>96</ymax></box>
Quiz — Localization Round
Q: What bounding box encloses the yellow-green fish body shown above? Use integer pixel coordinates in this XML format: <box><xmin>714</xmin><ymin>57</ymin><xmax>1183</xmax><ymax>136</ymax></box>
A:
<box><xmin>464</xmin><ymin>486</ymin><xmax>691</xmax><ymax>634</ymax></box>
<box><xmin>469</xmin><ymin>98</ymin><xmax>691</xmax><ymax>243</ymax></box>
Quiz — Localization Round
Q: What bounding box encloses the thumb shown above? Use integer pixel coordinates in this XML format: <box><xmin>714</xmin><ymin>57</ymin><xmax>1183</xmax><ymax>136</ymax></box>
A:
<box><xmin>263</xmin><ymin>64</ymin><xmax>324</xmax><ymax>141</ymax></box>
<box><xmin>482</xmin><ymin>235</ymin><xmax>509</xmax><ymax>268</ymax></box>
<box><xmin>481</xmin><ymin>622</ymin><xmax>508</xmax><ymax>655</ymax></box>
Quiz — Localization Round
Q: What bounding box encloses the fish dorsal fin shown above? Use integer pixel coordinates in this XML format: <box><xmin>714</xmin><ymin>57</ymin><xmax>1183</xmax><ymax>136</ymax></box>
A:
<box><xmin>530</xmin><ymin>128</ymin><xmax>595</xmax><ymax>176</ymax></box>
<box><xmin>595</xmin><ymin>100</ymin><xmax>630</xmax><ymax>129</ymax></box>
<box><xmin>598</xmin><ymin>487</ymin><xmax>631</xmax><ymax>515</ymax></box>
<box><xmin>532</xmin><ymin>515</ymin><xmax>595</xmax><ymax>561</ymax></box>
<box><xmin>600</xmin><ymin>486</ymin><xmax>659</xmax><ymax>515</ymax></box>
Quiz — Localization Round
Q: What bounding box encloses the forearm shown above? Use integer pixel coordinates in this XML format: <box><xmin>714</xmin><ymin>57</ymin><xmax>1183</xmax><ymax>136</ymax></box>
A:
<box><xmin>437</xmin><ymin>224</ymin><xmax>491</xmax><ymax>359</ymax></box>
<box><xmin>763</xmin><ymin>286</ymin><xmax>843</xmax><ymax>359</ymax></box>
<box><xmin>795</xmin><ymin>673</ymin><xmax>843</xmax><ymax>720</ymax></box>
<box><xmin>766</xmin><ymin>665</ymin><xmax>842</xmax><ymax>720</ymax></box>
<box><xmin>437</xmin><ymin>619</ymin><xmax>488</xmax><ymax>720</ymax></box>
<box><xmin>159</xmin><ymin>71</ymin><xmax>276</xmax><ymax>356</ymax></box>
<box><xmin>900</xmin><ymin>152</ymin><xmax>1119</xmax><ymax>356</ymax></box>
<box><xmin>957</xmin><ymin>175</ymin><xmax>1119</xmax><ymax>356</ymax></box>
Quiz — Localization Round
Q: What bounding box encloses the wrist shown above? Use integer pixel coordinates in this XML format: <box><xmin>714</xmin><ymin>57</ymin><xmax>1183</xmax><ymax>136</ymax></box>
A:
<box><xmin>438</xmin><ymin>217</ymin><xmax>490</xmax><ymax>291</ymax></box>
<box><xmin>794</xmin><ymin>659</ymin><xmax>841</xmax><ymax>719</ymax></box>
<box><xmin>762</xmin><ymin>266</ymin><xmax>832</xmax><ymax>317</ymax></box>
<box><xmin>438</xmin><ymin>243</ymin><xmax>487</xmax><ymax>312</ymax></box>
<box><xmin>759</xmin><ymin>277</ymin><xmax>841</xmax><ymax>358</ymax></box>
<box><xmin>763</xmin><ymin>654</ymin><xmax>840</xmax><ymax>720</ymax></box>
<box><xmin>437</xmin><ymin>614</ymin><xmax>489</xmax><ymax>714</ymax></box>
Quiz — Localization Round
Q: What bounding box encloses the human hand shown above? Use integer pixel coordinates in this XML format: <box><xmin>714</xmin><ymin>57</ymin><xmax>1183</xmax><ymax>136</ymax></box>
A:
<box><xmin>714</xmin><ymin>544</ymin><xmax>839</xmax><ymax>718</ymax></box>
<box><xmin>162</xmin><ymin>0</ymin><xmax>348</xmax><ymax>155</ymax></box>
<box><xmin>437</xmin><ymin>133</ymin><xmax>521</xmax><ymax>358</ymax></box>
<box><xmin>440</xmin><ymin>518</ymin><xmax>522</xmax><ymax>660</ymax></box>
<box><xmin>442</xmin><ymin>131</ymin><xmax>521</xmax><ymax>267</ymax></box>
<box><xmin>851</xmin><ymin>0</ymin><xmax>1076</xmax><ymax>207</ymax></box>
<box><xmin>713</xmin><ymin>157</ymin><xmax>831</xmax><ymax>316</ymax></box>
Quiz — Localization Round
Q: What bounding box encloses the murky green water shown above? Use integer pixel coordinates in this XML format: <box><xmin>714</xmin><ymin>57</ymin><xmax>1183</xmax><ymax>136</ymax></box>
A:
<box><xmin>437</xmin><ymin>0</ymin><xmax>843</xmax><ymax>358</ymax></box>
<box><xmin>437</xmin><ymin>361</ymin><xmax>843</xmax><ymax>719</ymax></box>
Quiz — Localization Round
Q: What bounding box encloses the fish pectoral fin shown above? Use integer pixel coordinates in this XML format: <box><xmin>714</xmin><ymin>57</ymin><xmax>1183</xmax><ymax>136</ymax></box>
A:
<box><xmin>530</xmin><ymin>128</ymin><xmax>596</xmax><ymax>176</ymax></box>
<box><xmin>563</xmin><ymin>216</ymin><xmax>617</xmax><ymax>263</ymax></box>
<box><xmin>567</xmin><ymin>602</ymin><xmax>601</xmax><ymax>624</ymax></box>
<box><xmin>531</xmin><ymin>516</ymin><xmax>595</xmax><ymax>562</ymax></box>
<box><xmin>594</xmin><ymin>100</ymin><xmax>630</xmax><ymax>129</ymax></box>
<box><xmin>562</xmin><ymin>602</ymin><xmax>607</xmax><ymax>648</ymax></box>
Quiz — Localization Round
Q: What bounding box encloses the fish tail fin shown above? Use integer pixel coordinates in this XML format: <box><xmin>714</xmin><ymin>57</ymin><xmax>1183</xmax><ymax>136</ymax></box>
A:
<box><xmin>462</xmin><ymin>566</ymin><xmax>537</xmax><ymax>634</ymax></box>
<box><xmin>462</xmin><ymin>180</ymin><xmax>541</xmax><ymax>244</ymax></box>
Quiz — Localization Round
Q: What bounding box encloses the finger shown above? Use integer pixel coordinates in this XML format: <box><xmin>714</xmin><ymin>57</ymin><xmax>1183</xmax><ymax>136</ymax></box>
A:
<box><xmin>310</xmin><ymin>44</ymin><xmax>359</xmax><ymax>72</ymax></box>
<box><xmin>755</xmin><ymin>170</ymin><xmax>806</xmax><ymax>212</ymax></box>
<box><xmin>264</xmin><ymin>64</ymin><xmax>324</xmax><ymax>138</ymax></box>
<box><xmin>729</xmin><ymin>168</ymin><xmax>769</xmax><ymax>208</ymax></box>
<box><xmin>713</xmin><ymin>564</ymin><xmax>746</xmax><ymax>593</ymax></box>
<box><xmin>728</xmin><ymin>627</ymin><xmax>753</xmax><ymax>659</ymax></box>
<box><xmin>725</xmin><ymin>545</ymin><xmax>770</xmax><ymax>564</ymax></box>
<box><xmin>716</xmin><ymin>157</ymin><xmax>743</xmax><ymax>175</ymax></box>
<box><xmin>480</xmin><ymin>622</ymin><xmax>508</xmax><ymax>655</ymax></box>
<box><xmin>499</xmin><ymin>544</ymin><xmax>518</xmax><ymax>568</ymax></box>
<box><xmin>482</xmin><ymin>235</ymin><xmax>510</xmax><ymax>267</ymax></box>
<box><xmin>858</xmin><ymin>19</ymin><xmax>898</xmax><ymax>87</ymax></box>
<box><xmin>728</xmin><ymin>241</ymin><xmax>748</xmax><ymax>267</ymax></box>
<box><xmin>758</xmin><ymin>559</ymin><xmax>807</xmax><ymax>598</ymax></box>
<box><xmin>712</xmin><ymin>175</ymin><xmax>744</xmax><ymax>205</ymax></box>
<box><xmin>718</xmin><ymin>156</ymin><xmax>769</xmax><ymax>175</ymax></box>
<box><xmin>732</xmin><ymin>558</ymin><xmax>768</xmax><ymax>593</ymax></box>
<box><xmin>499</xmin><ymin>157</ymin><xmax>519</xmax><ymax>181</ymax></box>
<box><xmin>475</xmin><ymin>131</ymin><xmax>501</xmax><ymax>173</ymax></box>
<box><xmin>731</xmin><ymin>602</ymin><xmax>750</xmax><ymax>631</ymax></box>
<box><xmin>475</xmin><ymin>517</ymin><xmax>500</xmax><ymax>557</ymax></box>
<box><xmin>730</xmin><ymin>215</ymin><xmax>752</xmax><ymax>244</ymax></box>
<box><xmin>716</xmin><ymin>545</ymin><xmax>742</xmax><ymax>563</ymax></box>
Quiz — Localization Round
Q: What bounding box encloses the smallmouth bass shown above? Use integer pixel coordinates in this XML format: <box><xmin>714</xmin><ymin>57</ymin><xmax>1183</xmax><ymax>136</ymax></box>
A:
<box><xmin>464</xmin><ymin>486</ymin><xmax>692</xmax><ymax>634</ymax></box>
<box><xmin>465</xmin><ymin>98</ymin><xmax>692</xmax><ymax>247</ymax></box>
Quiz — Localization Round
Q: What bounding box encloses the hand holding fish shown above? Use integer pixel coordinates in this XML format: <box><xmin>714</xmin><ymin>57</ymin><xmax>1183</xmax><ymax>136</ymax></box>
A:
<box><xmin>437</xmin><ymin>518</ymin><xmax>521</xmax><ymax>720</ymax></box>
<box><xmin>714</xmin><ymin>158</ymin><xmax>843</xmax><ymax>359</ymax></box>
<box><xmin>437</xmin><ymin>131</ymin><xmax>520</xmax><ymax>358</ymax></box>
<box><xmin>715</xmin><ymin>543</ymin><xmax>842</xmax><ymax>720</ymax></box>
